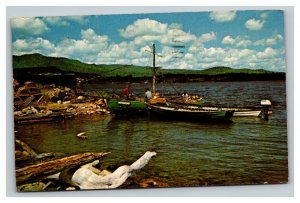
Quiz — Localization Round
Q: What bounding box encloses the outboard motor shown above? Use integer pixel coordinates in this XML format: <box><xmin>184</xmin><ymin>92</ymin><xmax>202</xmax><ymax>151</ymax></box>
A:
<box><xmin>260</xmin><ymin>99</ymin><xmax>272</xmax><ymax>121</ymax></box>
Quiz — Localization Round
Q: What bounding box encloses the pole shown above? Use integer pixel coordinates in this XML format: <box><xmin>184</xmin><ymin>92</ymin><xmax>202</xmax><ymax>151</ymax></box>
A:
<box><xmin>152</xmin><ymin>44</ymin><xmax>156</xmax><ymax>93</ymax></box>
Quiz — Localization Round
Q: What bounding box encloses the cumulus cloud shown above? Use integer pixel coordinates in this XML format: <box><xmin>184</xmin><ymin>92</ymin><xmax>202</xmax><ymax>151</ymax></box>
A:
<box><xmin>11</xmin><ymin>16</ymin><xmax>286</xmax><ymax>72</ymax></box>
<box><xmin>222</xmin><ymin>36</ymin><xmax>235</xmax><ymax>45</ymax></box>
<box><xmin>42</xmin><ymin>16</ymin><xmax>69</xmax><ymax>26</ymax></box>
<box><xmin>245</xmin><ymin>18</ymin><xmax>265</xmax><ymax>30</ymax></box>
<box><xmin>119</xmin><ymin>18</ymin><xmax>168</xmax><ymax>38</ymax></box>
<box><xmin>222</xmin><ymin>35</ymin><xmax>252</xmax><ymax>47</ymax></box>
<box><xmin>42</xmin><ymin>16</ymin><xmax>87</xmax><ymax>26</ymax></box>
<box><xmin>11</xmin><ymin>17</ymin><xmax>49</xmax><ymax>35</ymax></box>
<box><xmin>198</xmin><ymin>32</ymin><xmax>216</xmax><ymax>42</ymax></box>
<box><xmin>81</xmin><ymin>28</ymin><xmax>108</xmax><ymax>43</ymax></box>
<box><xmin>65</xmin><ymin>16</ymin><xmax>87</xmax><ymax>24</ymax></box>
<box><xmin>236</xmin><ymin>39</ymin><xmax>252</xmax><ymax>47</ymax></box>
<box><xmin>254</xmin><ymin>34</ymin><xmax>284</xmax><ymax>46</ymax></box>
<box><xmin>256</xmin><ymin>47</ymin><xmax>279</xmax><ymax>59</ymax></box>
<box><xmin>209</xmin><ymin>11</ymin><xmax>237</xmax><ymax>23</ymax></box>
<box><xmin>54</xmin><ymin>28</ymin><xmax>109</xmax><ymax>59</ymax></box>
<box><xmin>119</xmin><ymin>18</ymin><xmax>198</xmax><ymax>49</ymax></box>
<box><xmin>12</xmin><ymin>38</ymin><xmax>55</xmax><ymax>55</ymax></box>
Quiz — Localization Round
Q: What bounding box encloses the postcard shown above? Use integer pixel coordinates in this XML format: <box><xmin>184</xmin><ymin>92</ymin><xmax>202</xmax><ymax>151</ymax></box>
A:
<box><xmin>11</xmin><ymin>10</ymin><xmax>288</xmax><ymax>192</ymax></box>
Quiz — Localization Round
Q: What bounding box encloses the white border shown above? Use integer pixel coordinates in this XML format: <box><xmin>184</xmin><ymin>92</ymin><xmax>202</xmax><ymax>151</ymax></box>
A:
<box><xmin>2</xmin><ymin>2</ymin><xmax>297</xmax><ymax>201</ymax></box>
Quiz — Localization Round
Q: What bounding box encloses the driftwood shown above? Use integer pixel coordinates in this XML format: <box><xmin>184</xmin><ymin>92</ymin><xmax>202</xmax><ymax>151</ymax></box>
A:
<box><xmin>16</xmin><ymin>152</ymin><xmax>110</xmax><ymax>185</ymax></box>
<box><xmin>15</xmin><ymin>139</ymin><xmax>55</xmax><ymax>163</ymax></box>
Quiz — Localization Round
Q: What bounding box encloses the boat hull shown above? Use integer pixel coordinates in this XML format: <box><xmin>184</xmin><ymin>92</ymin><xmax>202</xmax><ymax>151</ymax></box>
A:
<box><xmin>107</xmin><ymin>99</ymin><xmax>148</xmax><ymax>116</ymax></box>
<box><xmin>146</xmin><ymin>104</ymin><xmax>234</xmax><ymax>122</ymax></box>
<box><xmin>202</xmin><ymin>107</ymin><xmax>264</xmax><ymax>117</ymax></box>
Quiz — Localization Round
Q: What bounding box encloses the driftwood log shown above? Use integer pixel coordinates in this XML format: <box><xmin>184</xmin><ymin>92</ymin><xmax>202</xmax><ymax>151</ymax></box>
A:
<box><xmin>15</xmin><ymin>139</ymin><xmax>55</xmax><ymax>162</ymax></box>
<box><xmin>16</xmin><ymin>152</ymin><xmax>110</xmax><ymax>185</ymax></box>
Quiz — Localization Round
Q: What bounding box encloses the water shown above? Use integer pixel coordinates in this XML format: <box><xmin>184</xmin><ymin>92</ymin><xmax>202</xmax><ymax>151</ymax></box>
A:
<box><xmin>15</xmin><ymin>81</ymin><xmax>288</xmax><ymax>187</ymax></box>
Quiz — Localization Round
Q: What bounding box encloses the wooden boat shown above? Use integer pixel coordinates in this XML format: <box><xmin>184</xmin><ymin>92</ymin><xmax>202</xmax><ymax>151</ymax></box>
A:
<box><xmin>107</xmin><ymin>99</ymin><xmax>148</xmax><ymax>116</ymax></box>
<box><xmin>169</xmin><ymin>99</ymin><xmax>272</xmax><ymax>118</ymax></box>
<box><xmin>146</xmin><ymin>103</ymin><xmax>234</xmax><ymax>121</ymax></box>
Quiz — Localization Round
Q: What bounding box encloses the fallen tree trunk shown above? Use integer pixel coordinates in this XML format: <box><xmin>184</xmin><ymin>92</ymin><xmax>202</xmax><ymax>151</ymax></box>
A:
<box><xmin>16</xmin><ymin>152</ymin><xmax>110</xmax><ymax>185</ymax></box>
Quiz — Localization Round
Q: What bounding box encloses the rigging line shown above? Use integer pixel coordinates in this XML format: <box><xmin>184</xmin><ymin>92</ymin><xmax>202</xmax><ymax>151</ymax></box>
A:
<box><xmin>158</xmin><ymin>69</ymin><xmax>181</xmax><ymax>95</ymax></box>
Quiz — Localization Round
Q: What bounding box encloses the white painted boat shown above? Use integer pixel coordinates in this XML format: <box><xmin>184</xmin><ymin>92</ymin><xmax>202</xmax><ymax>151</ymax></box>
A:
<box><xmin>223</xmin><ymin>109</ymin><xmax>262</xmax><ymax>117</ymax></box>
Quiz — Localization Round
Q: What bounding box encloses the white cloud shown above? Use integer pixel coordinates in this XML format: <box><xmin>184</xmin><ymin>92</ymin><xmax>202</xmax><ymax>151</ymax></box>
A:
<box><xmin>236</xmin><ymin>39</ymin><xmax>252</xmax><ymax>47</ymax></box>
<box><xmin>43</xmin><ymin>16</ymin><xmax>87</xmax><ymax>26</ymax></box>
<box><xmin>53</xmin><ymin>28</ymin><xmax>109</xmax><ymax>60</ymax></box>
<box><xmin>11</xmin><ymin>17</ymin><xmax>48</xmax><ymax>35</ymax></box>
<box><xmin>256</xmin><ymin>47</ymin><xmax>279</xmax><ymax>59</ymax></box>
<box><xmin>209</xmin><ymin>11</ymin><xmax>237</xmax><ymax>23</ymax></box>
<box><xmin>254</xmin><ymin>34</ymin><xmax>284</xmax><ymax>46</ymax></box>
<box><xmin>13</xmin><ymin>38</ymin><xmax>55</xmax><ymax>55</ymax></box>
<box><xmin>260</xmin><ymin>12</ymin><xmax>269</xmax><ymax>19</ymax></box>
<box><xmin>43</xmin><ymin>16</ymin><xmax>69</xmax><ymax>26</ymax></box>
<box><xmin>119</xmin><ymin>18</ymin><xmax>168</xmax><ymax>38</ymax></box>
<box><xmin>222</xmin><ymin>36</ymin><xmax>235</xmax><ymax>45</ymax></box>
<box><xmin>245</xmin><ymin>18</ymin><xmax>265</xmax><ymax>30</ymax></box>
<box><xmin>11</xmin><ymin>15</ymin><xmax>286</xmax><ymax>72</ymax></box>
<box><xmin>222</xmin><ymin>35</ymin><xmax>252</xmax><ymax>47</ymax></box>
<box><xmin>198</xmin><ymin>32</ymin><xmax>216</xmax><ymax>42</ymax></box>
<box><xmin>119</xmin><ymin>18</ymin><xmax>197</xmax><ymax>48</ymax></box>
<box><xmin>64</xmin><ymin>16</ymin><xmax>87</xmax><ymax>24</ymax></box>
<box><xmin>166</xmin><ymin>28</ymin><xmax>196</xmax><ymax>44</ymax></box>
<box><xmin>81</xmin><ymin>28</ymin><xmax>108</xmax><ymax>43</ymax></box>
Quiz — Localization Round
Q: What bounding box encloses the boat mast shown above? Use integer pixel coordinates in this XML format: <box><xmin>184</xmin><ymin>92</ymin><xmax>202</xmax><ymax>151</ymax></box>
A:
<box><xmin>152</xmin><ymin>43</ymin><xmax>156</xmax><ymax>94</ymax></box>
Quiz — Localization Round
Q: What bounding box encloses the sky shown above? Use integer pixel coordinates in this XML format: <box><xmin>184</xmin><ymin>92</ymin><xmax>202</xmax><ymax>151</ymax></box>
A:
<box><xmin>11</xmin><ymin>10</ymin><xmax>286</xmax><ymax>72</ymax></box>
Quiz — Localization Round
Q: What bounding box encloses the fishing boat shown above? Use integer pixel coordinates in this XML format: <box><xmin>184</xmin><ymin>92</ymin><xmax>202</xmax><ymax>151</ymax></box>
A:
<box><xmin>107</xmin><ymin>99</ymin><xmax>148</xmax><ymax>116</ymax></box>
<box><xmin>166</xmin><ymin>99</ymin><xmax>272</xmax><ymax>118</ymax></box>
<box><xmin>202</xmin><ymin>99</ymin><xmax>272</xmax><ymax>118</ymax></box>
<box><xmin>146</xmin><ymin>103</ymin><xmax>234</xmax><ymax>121</ymax></box>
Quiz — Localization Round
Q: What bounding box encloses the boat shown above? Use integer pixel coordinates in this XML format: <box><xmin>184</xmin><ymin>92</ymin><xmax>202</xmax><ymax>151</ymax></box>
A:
<box><xmin>167</xmin><ymin>99</ymin><xmax>272</xmax><ymax>118</ymax></box>
<box><xmin>146</xmin><ymin>103</ymin><xmax>234</xmax><ymax>121</ymax></box>
<box><xmin>203</xmin><ymin>99</ymin><xmax>272</xmax><ymax>118</ymax></box>
<box><xmin>107</xmin><ymin>99</ymin><xmax>148</xmax><ymax>116</ymax></box>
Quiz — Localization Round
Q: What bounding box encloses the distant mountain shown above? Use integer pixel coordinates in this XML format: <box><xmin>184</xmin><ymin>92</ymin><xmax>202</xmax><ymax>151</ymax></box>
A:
<box><xmin>13</xmin><ymin>53</ymin><xmax>284</xmax><ymax>80</ymax></box>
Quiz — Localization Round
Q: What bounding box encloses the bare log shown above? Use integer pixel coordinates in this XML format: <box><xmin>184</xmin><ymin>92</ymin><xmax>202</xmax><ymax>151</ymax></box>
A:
<box><xmin>15</xmin><ymin>139</ymin><xmax>38</xmax><ymax>158</ymax></box>
<box><xmin>16</xmin><ymin>152</ymin><xmax>110</xmax><ymax>185</ymax></box>
<box><xmin>15</xmin><ymin>139</ymin><xmax>55</xmax><ymax>162</ymax></box>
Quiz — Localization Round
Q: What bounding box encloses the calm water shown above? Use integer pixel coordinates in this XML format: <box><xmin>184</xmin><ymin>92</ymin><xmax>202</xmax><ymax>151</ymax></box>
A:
<box><xmin>15</xmin><ymin>81</ymin><xmax>288</xmax><ymax>187</ymax></box>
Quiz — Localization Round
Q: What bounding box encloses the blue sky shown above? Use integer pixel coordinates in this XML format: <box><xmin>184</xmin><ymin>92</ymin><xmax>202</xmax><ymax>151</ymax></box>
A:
<box><xmin>11</xmin><ymin>10</ymin><xmax>286</xmax><ymax>72</ymax></box>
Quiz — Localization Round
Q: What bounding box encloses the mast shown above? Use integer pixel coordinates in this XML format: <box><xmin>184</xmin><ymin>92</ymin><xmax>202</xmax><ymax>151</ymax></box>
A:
<box><xmin>152</xmin><ymin>43</ymin><xmax>156</xmax><ymax>93</ymax></box>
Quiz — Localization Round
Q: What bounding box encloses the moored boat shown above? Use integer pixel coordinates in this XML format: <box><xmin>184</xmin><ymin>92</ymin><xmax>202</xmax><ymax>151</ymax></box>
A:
<box><xmin>146</xmin><ymin>103</ymin><xmax>234</xmax><ymax>121</ymax></box>
<box><xmin>169</xmin><ymin>99</ymin><xmax>272</xmax><ymax>118</ymax></box>
<box><xmin>107</xmin><ymin>99</ymin><xmax>148</xmax><ymax>116</ymax></box>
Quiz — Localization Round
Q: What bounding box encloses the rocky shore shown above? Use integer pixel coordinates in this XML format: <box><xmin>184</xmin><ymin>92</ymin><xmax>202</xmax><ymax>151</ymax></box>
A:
<box><xmin>14</xmin><ymin>80</ymin><xmax>111</xmax><ymax>124</ymax></box>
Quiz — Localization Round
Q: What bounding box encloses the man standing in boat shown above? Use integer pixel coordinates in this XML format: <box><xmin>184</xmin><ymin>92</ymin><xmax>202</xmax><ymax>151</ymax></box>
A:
<box><xmin>144</xmin><ymin>88</ymin><xmax>152</xmax><ymax>101</ymax></box>
<box><xmin>182</xmin><ymin>92</ymin><xmax>189</xmax><ymax>102</ymax></box>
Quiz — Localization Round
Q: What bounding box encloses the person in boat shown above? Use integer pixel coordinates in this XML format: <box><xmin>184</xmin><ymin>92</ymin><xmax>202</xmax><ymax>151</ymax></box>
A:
<box><xmin>123</xmin><ymin>85</ymin><xmax>134</xmax><ymax>100</ymax></box>
<box><xmin>182</xmin><ymin>92</ymin><xmax>189</xmax><ymax>102</ymax></box>
<box><xmin>144</xmin><ymin>88</ymin><xmax>152</xmax><ymax>101</ymax></box>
